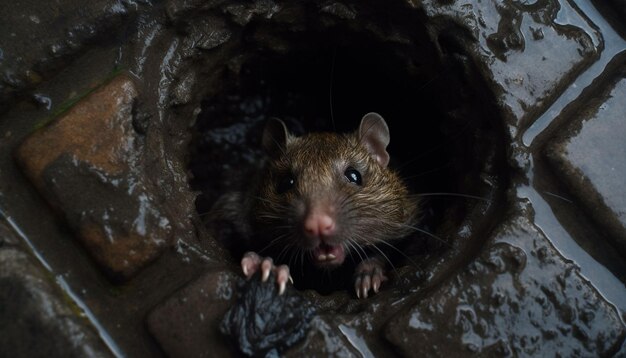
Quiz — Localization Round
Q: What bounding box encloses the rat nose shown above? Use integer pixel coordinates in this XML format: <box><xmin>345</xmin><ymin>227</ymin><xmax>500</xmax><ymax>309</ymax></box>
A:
<box><xmin>304</xmin><ymin>212</ymin><xmax>335</xmax><ymax>238</ymax></box>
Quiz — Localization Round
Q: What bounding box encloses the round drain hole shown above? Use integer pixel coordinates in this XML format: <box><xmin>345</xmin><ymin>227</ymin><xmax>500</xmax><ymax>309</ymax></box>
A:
<box><xmin>188</xmin><ymin>17</ymin><xmax>506</xmax><ymax>296</ymax></box>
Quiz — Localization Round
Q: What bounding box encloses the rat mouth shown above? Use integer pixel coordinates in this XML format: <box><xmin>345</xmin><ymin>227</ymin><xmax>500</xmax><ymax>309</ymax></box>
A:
<box><xmin>312</xmin><ymin>243</ymin><xmax>346</xmax><ymax>267</ymax></box>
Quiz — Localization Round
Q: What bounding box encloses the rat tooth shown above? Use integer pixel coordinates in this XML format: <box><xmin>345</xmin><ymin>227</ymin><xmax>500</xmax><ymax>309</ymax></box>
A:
<box><xmin>317</xmin><ymin>254</ymin><xmax>327</xmax><ymax>261</ymax></box>
<box><xmin>327</xmin><ymin>253</ymin><xmax>336</xmax><ymax>259</ymax></box>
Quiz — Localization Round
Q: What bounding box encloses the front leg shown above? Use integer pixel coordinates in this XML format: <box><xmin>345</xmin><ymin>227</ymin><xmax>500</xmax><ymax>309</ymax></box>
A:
<box><xmin>241</xmin><ymin>251</ymin><xmax>292</xmax><ymax>295</ymax></box>
<box><xmin>354</xmin><ymin>256</ymin><xmax>388</xmax><ymax>299</ymax></box>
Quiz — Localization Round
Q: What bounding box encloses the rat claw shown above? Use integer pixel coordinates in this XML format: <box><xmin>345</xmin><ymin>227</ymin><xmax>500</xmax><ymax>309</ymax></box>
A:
<box><xmin>372</xmin><ymin>273</ymin><xmax>383</xmax><ymax>293</ymax></box>
<box><xmin>261</xmin><ymin>258</ymin><xmax>273</xmax><ymax>282</ymax></box>
<box><xmin>363</xmin><ymin>287</ymin><xmax>369</xmax><ymax>299</ymax></box>
<box><xmin>241</xmin><ymin>252</ymin><xmax>262</xmax><ymax>278</ymax></box>
<box><xmin>357</xmin><ymin>282</ymin><xmax>368</xmax><ymax>299</ymax></box>
<box><xmin>354</xmin><ymin>257</ymin><xmax>388</xmax><ymax>298</ymax></box>
<box><xmin>240</xmin><ymin>253</ymin><xmax>293</xmax><ymax>295</ymax></box>
<box><xmin>362</xmin><ymin>275</ymin><xmax>371</xmax><ymax>296</ymax></box>
<box><xmin>275</xmin><ymin>265</ymin><xmax>290</xmax><ymax>295</ymax></box>
<box><xmin>354</xmin><ymin>276</ymin><xmax>362</xmax><ymax>298</ymax></box>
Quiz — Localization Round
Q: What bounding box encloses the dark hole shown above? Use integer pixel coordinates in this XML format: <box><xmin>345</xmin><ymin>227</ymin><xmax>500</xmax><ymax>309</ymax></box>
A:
<box><xmin>188</xmin><ymin>25</ymin><xmax>500</xmax><ymax>294</ymax></box>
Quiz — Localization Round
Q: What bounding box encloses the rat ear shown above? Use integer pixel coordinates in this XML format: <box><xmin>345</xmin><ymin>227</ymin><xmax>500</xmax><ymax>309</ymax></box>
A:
<box><xmin>262</xmin><ymin>117</ymin><xmax>289</xmax><ymax>159</ymax></box>
<box><xmin>358</xmin><ymin>112</ymin><xmax>390</xmax><ymax>167</ymax></box>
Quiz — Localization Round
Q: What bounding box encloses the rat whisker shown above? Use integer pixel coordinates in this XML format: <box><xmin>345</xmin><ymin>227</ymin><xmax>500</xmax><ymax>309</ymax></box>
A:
<box><xmin>259</xmin><ymin>224</ymin><xmax>293</xmax><ymax>231</ymax></box>
<box><xmin>252</xmin><ymin>196</ymin><xmax>292</xmax><ymax>211</ymax></box>
<box><xmin>398</xmin><ymin>223</ymin><xmax>451</xmax><ymax>248</ymax></box>
<box><xmin>346</xmin><ymin>239</ymin><xmax>365</xmax><ymax>263</ymax></box>
<box><xmin>542</xmin><ymin>191</ymin><xmax>573</xmax><ymax>203</ymax></box>
<box><xmin>372</xmin><ymin>238</ymin><xmax>421</xmax><ymax>269</ymax></box>
<box><xmin>258</xmin><ymin>232</ymin><xmax>292</xmax><ymax>255</ymax></box>
<box><xmin>352</xmin><ymin>239</ymin><xmax>371</xmax><ymax>263</ymax></box>
<box><xmin>286</xmin><ymin>244</ymin><xmax>298</xmax><ymax>273</ymax></box>
<box><xmin>300</xmin><ymin>248</ymin><xmax>307</xmax><ymax>278</ymax></box>
<box><xmin>329</xmin><ymin>45</ymin><xmax>337</xmax><ymax>131</ymax></box>
<box><xmin>410</xmin><ymin>192</ymin><xmax>489</xmax><ymax>202</ymax></box>
<box><xmin>277</xmin><ymin>240</ymin><xmax>296</xmax><ymax>264</ymax></box>
<box><xmin>354</xmin><ymin>234</ymin><xmax>398</xmax><ymax>276</ymax></box>
<box><xmin>256</xmin><ymin>215</ymin><xmax>285</xmax><ymax>222</ymax></box>
<box><xmin>370</xmin><ymin>245</ymin><xmax>399</xmax><ymax>278</ymax></box>
<box><xmin>399</xmin><ymin>162</ymin><xmax>451</xmax><ymax>180</ymax></box>
<box><xmin>345</xmin><ymin>244</ymin><xmax>356</xmax><ymax>263</ymax></box>
<box><xmin>396</xmin><ymin>119</ymin><xmax>472</xmax><ymax>171</ymax></box>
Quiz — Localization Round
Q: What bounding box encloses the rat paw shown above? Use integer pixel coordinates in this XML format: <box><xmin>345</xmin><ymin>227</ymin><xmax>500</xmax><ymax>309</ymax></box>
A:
<box><xmin>241</xmin><ymin>251</ymin><xmax>293</xmax><ymax>295</ymax></box>
<box><xmin>354</xmin><ymin>257</ymin><xmax>388</xmax><ymax>299</ymax></box>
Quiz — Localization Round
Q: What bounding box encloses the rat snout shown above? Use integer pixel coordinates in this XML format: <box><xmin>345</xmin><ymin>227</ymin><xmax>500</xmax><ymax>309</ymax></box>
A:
<box><xmin>302</xmin><ymin>204</ymin><xmax>346</xmax><ymax>267</ymax></box>
<box><xmin>303</xmin><ymin>211</ymin><xmax>336</xmax><ymax>239</ymax></box>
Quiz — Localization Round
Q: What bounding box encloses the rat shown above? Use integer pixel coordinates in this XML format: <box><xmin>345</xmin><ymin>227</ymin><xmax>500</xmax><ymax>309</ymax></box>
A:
<box><xmin>207</xmin><ymin>112</ymin><xmax>420</xmax><ymax>298</ymax></box>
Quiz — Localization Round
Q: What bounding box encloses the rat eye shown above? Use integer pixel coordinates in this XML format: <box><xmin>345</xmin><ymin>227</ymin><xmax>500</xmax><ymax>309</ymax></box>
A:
<box><xmin>344</xmin><ymin>167</ymin><xmax>362</xmax><ymax>186</ymax></box>
<box><xmin>277</xmin><ymin>174</ymin><xmax>296</xmax><ymax>193</ymax></box>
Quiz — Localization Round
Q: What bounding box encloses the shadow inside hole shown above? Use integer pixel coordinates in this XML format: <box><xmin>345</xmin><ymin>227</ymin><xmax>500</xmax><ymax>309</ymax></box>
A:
<box><xmin>189</xmin><ymin>35</ymin><xmax>486</xmax><ymax>294</ymax></box>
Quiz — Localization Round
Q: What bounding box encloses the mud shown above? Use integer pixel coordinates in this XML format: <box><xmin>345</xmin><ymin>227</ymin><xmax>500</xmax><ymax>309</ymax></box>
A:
<box><xmin>0</xmin><ymin>0</ymin><xmax>624</xmax><ymax>356</ymax></box>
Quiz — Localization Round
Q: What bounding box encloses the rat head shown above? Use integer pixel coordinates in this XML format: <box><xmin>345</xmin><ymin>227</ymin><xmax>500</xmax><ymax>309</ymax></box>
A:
<box><xmin>253</xmin><ymin>113</ymin><xmax>418</xmax><ymax>269</ymax></box>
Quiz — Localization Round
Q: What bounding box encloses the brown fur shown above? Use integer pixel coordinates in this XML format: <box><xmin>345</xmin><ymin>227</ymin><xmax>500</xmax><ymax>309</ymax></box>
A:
<box><xmin>252</xmin><ymin>130</ymin><xmax>420</xmax><ymax>256</ymax></box>
<box><xmin>207</xmin><ymin>115</ymin><xmax>421</xmax><ymax>293</ymax></box>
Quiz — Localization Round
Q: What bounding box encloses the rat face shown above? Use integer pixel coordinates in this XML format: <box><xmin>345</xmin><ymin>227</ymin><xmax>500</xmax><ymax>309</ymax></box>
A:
<box><xmin>253</xmin><ymin>114</ymin><xmax>418</xmax><ymax>270</ymax></box>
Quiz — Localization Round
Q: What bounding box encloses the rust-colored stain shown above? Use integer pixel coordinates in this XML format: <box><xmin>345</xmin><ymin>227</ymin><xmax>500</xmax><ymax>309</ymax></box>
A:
<box><xmin>16</xmin><ymin>75</ymin><xmax>138</xmax><ymax>186</ymax></box>
<box><xmin>14</xmin><ymin>74</ymin><xmax>170</xmax><ymax>280</ymax></box>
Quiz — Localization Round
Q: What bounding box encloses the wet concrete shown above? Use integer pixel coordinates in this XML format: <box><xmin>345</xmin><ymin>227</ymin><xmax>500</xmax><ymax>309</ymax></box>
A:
<box><xmin>545</xmin><ymin>66</ymin><xmax>626</xmax><ymax>257</ymax></box>
<box><xmin>0</xmin><ymin>0</ymin><xmax>624</xmax><ymax>356</ymax></box>
<box><xmin>0</xmin><ymin>221</ymin><xmax>112</xmax><ymax>357</ymax></box>
<box><xmin>386</xmin><ymin>205</ymin><xmax>625</xmax><ymax>356</ymax></box>
<box><xmin>147</xmin><ymin>268</ymin><xmax>239</xmax><ymax>357</ymax></box>
<box><xmin>0</xmin><ymin>0</ymin><xmax>130</xmax><ymax>113</ymax></box>
<box><xmin>419</xmin><ymin>0</ymin><xmax>602</xmax><ymax>132</ymax></box>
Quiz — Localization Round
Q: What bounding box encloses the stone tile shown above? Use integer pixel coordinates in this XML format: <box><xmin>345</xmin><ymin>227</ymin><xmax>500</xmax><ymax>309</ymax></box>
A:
<box><xmin>146</xmin><ymin>268</ymin><xmax>240</xmax><ymax>357</ymax></box>
<box><xmin>417</xmin><ymin>0</ymin><xmax>601</xmax><ymax>131</ymax></box>
<box><xmin>384</xmin><ymin>209</ymin><xmax>625</xmax><ymax>356</ymax></box>
<box><xmin>15</xmin><ymin>75</ymin><xmax>173</xmax><ymax>280</ymax></box>
<box><xmin>284</xmin><ymin>316</ymin><xmax>361</xmax><ymax>357</ymax></box>
<box><xmin>546</xmin><ymin>70</ymin><xmax>626</xmax><ymax>255</ymax></box>
<box><xmin>0</xmin><ymin>221</ymin><xmax>112</xmax><ymax>357</ymax></box>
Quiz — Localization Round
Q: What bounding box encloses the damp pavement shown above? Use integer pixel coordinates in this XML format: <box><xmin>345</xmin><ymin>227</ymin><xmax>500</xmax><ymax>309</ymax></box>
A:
<box><xmin>0</xmin><ymin>0</ymin><xmax>625</xmax><ymax>357</ymax></box>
